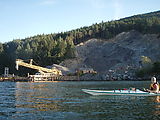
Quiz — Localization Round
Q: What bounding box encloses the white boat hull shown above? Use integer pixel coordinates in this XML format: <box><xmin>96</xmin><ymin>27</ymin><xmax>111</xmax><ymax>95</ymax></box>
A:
<box><xmin>82</xmin><ymin>89</ymin><xmax>160</xmax><ymax>96</ymax></box>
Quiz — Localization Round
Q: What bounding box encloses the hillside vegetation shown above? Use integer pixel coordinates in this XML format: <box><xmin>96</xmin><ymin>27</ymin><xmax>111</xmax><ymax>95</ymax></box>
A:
<box><xmin>0</xmin><ymin>10</ymin><xmax>160</xmax><ymax>75</ymax></box>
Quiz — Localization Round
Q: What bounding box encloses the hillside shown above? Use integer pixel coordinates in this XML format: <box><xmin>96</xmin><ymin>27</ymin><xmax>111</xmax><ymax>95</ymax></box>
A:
<box><xmin>0</xmin><ymin>10</ymin><xmax>160</xmax><ymax>76</ymax></box>
<box><xmin>60</xmin><ymin>30</ymin><xmax>160</xmax><ymax>76</ymax></box>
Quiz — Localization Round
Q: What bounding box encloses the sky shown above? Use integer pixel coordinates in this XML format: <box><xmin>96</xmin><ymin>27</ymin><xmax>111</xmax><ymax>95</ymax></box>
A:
<box><xmin>0</xmin><ymin>0</ymin><xmax>160</xmax><ymax>43</ymax></box>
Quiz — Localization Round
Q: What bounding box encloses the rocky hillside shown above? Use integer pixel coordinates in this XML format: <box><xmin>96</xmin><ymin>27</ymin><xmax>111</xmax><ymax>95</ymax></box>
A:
<box><xmin>1</xmin><ymin>10</ymin><xmax>160</xmax><ymax>75</ymax></box>
<box><xmin>60</xmin><ymin>30</ymin><xmax>160</xmax><ymax>75</ymax></box>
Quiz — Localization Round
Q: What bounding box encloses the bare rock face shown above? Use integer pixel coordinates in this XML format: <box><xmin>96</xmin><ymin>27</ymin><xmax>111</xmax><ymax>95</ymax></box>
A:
<box><xmin>61</xmin><ymin>30</ymin><xmax>160</xmax><ymax>74</ymax></box>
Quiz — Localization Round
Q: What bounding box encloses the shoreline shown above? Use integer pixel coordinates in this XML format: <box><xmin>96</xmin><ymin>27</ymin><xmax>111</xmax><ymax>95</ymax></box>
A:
<box><xmin>0</xmin><ymin>76</ymin><xmax>150</xmax><ymax>82</ymax></box>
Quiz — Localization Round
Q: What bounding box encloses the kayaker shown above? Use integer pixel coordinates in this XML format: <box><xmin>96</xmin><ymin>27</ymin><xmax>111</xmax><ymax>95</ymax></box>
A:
<box><xmin>146</xmin><ymin>76</ymin><xmax>159</xmax><ymax>93</ymax></box>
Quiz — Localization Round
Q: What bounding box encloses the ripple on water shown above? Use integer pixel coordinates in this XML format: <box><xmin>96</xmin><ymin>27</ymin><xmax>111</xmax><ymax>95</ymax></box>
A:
<box><xmin>0</xmin><ymin>81</ymin><xmax>160</xmax><ymax>120</ymax></box>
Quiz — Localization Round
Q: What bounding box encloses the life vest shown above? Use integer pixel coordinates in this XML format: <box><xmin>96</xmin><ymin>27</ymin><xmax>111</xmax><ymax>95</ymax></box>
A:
<box><xmin>150</xmin><ymin>83</ymin><xmax>159</xmax><ymax>90</ymax></box>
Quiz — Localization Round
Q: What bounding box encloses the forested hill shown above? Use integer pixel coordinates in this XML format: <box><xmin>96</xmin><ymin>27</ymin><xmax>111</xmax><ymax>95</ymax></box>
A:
<box><xmin>0</xmin><ymin>10</ymin><xmax>160</xmax><ymax>75</ymax></box>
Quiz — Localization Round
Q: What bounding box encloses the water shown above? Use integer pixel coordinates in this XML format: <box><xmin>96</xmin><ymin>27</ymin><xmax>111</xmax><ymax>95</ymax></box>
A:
<box><xmin>0</xmin><ymin>81</ymin><xmax>160</xmax><ymax>120</ymax></box>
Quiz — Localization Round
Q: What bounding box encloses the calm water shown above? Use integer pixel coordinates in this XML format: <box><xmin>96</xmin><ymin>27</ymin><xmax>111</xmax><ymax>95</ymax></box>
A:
<box><xmin>0</xmin><ymin>81</ymin><xmax>160</xmax><ymax>120</ymax></box>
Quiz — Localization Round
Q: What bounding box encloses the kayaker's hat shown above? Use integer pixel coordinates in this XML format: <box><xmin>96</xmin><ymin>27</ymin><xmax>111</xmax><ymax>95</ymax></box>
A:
<box><xmin>151</xmin><ymin>77</ymin><xmax>157</xmax><ymax>83</ymax></box>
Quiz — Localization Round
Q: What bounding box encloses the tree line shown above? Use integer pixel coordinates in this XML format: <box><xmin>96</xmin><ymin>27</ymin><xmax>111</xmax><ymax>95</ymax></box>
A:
<box><xmin>0</xmin><ymin>10</ymin><xmax>160</xmax><ymax>75</ymax></box>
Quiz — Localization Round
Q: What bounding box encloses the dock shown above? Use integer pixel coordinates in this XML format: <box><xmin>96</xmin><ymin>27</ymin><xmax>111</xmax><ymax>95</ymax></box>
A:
<box><xmin>0</xmin><ymin>76</ymin><xmax>79</xmax><ymax>82</ymax></box>
<box><xmin>0</xmin><ymin>76</ymin><xmax>148</xmax><ymax>82</ymax></box>
<box><xmin>0</xmin><ymin>77</ymin><xmax>31</xmax><ymax>82</ymax></box>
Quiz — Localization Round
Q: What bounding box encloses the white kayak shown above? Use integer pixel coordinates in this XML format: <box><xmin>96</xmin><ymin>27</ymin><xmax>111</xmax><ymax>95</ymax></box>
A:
<box><xmin>82</xmin><ymin>89</ymin><xmax>160</xmax><ymax>96</ymax></box>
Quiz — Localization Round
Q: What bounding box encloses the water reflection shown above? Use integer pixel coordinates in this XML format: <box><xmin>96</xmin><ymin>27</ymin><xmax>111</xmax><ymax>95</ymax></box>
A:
<box><xmin>155</xmin><ymin>96</ymin><xmax>160</xmax><ymax>103</ymax></box>
<box><xmin>15</xmin><ymin>82</ymin><xmax>62</xmax><ymax>113</ymax></box>
<box><xmin>153</xmin><ymin>96</ymin><xmax>160</xmax><ymax>116</ymax></box>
